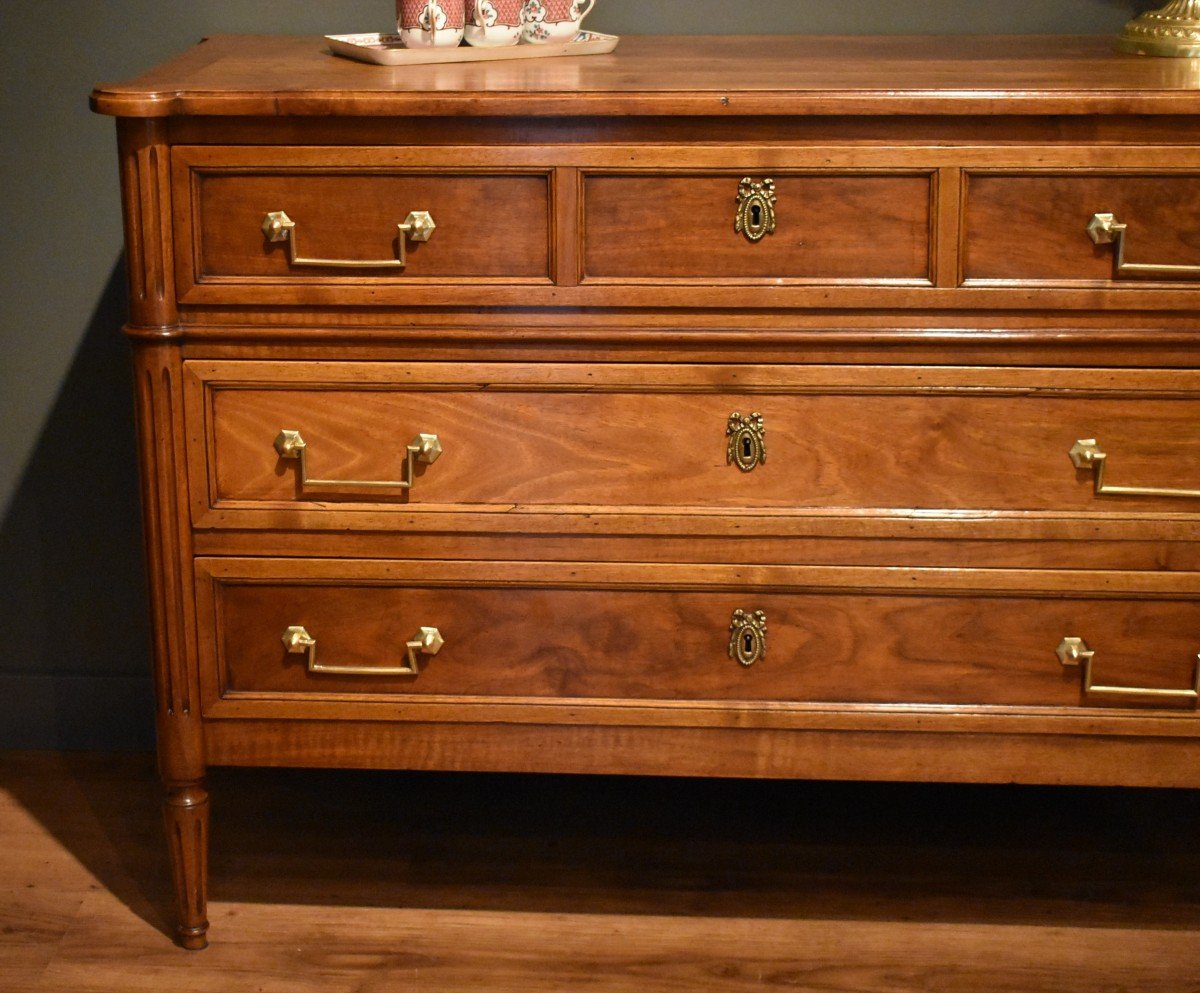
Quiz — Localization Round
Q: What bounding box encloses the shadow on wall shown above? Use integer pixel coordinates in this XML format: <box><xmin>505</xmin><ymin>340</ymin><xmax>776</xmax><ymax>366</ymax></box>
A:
<box><xmin>0</xmin><ymin>258</ymin><xmax>154</xmax><ymax>750</ymax></box>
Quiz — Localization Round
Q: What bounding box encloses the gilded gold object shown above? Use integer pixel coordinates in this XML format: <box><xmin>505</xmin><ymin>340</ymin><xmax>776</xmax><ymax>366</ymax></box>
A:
<box><xmin>1116</xmin><ymin>0</ymin><xmax>1200</xmax><ymax>58</ymax></box>
<box><xmin>283</xmin><ymin>624</ymin><xmax>444</xmax><ymax>676</ymax></box>
<box><xmin>1057</xmin><ymin>637</ymin><xmax>1199</xmax><ymax>706</ymax></box>
<box><xmin>262</xmin><ymin>209</ymin><xmax>436</xmax><ymax>268</ymax></box>
<box><xmin>728</xmin><ymin>609</ymin><xmax>767</xmax><ymax>667</ymax></box>
<box><xmin>735</xmin><ymin>178</ymin><xmax>777</xmax><ymax>242</ymax></box>
<box><xmin>1086</xmin><ymin>212</ymin><xmax>1200</xmax><ymax>278</ymax></box>
<box><xmin>726</xmin><ymin>413</ymin><xmax>766</xmax><ymax>472</ymax></box>
<box><xmin>1069</xmin><ymin>438</ymin><xmax>1200</xmax><ymax>499</ymax></box>
<box><xmin>275</xmin><ymin>430</ymin><xmax>442</xmax><ymax>494</ymax></box>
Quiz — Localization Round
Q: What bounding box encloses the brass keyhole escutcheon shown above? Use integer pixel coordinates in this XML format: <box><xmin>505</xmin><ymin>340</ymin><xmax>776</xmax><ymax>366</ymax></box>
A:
<box><xmin>727</xmin><ymin>412</ymin><xmax>766</xmax><ymax>472</ymax></box>
<box><xmin>735</xmin><ymin>177</ymin><xmax>777</xmax><ymax>243</ymax></box>
<box><xmin>729</xmin><ymin>609</ymin><xmax>767</xmax><ymax>667</ymax></box>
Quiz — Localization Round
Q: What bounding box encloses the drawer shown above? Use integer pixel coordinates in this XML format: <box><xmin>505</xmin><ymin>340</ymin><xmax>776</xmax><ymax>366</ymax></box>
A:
<box><xmin>964</xmin><ymin>171</ymin><xmax>1200</xmax><ymax>284</ymax></box>
<box><xmin>186</xmin><ymin>361</ymin><xmax>1200</xmax><ymax>527</ymax></box>
<box><xmin>172</xmin><ymin>147</ymin><xmax>552</xmax><ymax>303</ymax></box>
<box><xmin>197</xmin><ymin>559</ymin><xmax>1200</xmax><ymax>720</ymax></box>
<box><xmin>582</xmin><ymin>172</ymin><xmax>933</xmax><ymax>282</ymax></box>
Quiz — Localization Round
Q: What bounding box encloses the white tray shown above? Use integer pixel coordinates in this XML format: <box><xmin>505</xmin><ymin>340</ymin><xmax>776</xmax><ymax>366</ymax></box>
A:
<box><xmin>326</xmin><ymin>30</ymin><xmax>619</xmax><ymax>67</ymax></box>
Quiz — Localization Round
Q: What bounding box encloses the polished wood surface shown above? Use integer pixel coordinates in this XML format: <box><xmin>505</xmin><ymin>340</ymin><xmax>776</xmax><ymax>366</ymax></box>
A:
<box><xmin>91</xmin><ymin>35</ymin><xmax>1200</xmax><ymax>118</ymax></box>
<box><xmin>965</xmin><ymin>172</ymin><xmax>1200</xmax><ymax>282</ymax></box>
<box><xmin>582</xmin><ymin>173</ymin><xmax>931</xmax><ymax>280</ymax></box>
<box><xmin>208</xmin><ymin>570</ymin><xmax>1200</xmax><ymax>710</ymax></box>
<box><xmin>98</xmin><ymin>36</ymin><xmax>1200</xmax><ymax>947</ymax></box>
<box><xmin>4</xmin><ymin>753</ymin><xmax>1199</xmax><ymax>992</ymax></box>
<box><xmin>181</xmin><ymin>156</ymin><xmax>552</xmax><ymax>292</ymax></box>
<box><xmin>193</xmin><ymin>361</ymin><xmax>1200</xmax><ymax>516</ymax></box>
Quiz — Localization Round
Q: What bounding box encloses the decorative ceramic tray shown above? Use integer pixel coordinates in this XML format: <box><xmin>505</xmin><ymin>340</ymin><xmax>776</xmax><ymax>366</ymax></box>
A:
<box><xmin>326</xmin><ymin>31</ymin><xmax>619</xmax><ymax>67</ymax></box>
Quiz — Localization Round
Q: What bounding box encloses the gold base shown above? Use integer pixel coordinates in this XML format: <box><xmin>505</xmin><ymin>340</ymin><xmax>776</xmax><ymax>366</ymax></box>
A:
<box><xmin>1117</xmin><ymin>0</ymin><xmax>1200</xmax><ymax>57</ymax></box>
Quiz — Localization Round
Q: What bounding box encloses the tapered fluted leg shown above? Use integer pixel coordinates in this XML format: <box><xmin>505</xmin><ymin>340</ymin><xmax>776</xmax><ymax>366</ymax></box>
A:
<box><xmin>164</xmin><ymin>782</ymin><xmax>210</xmax><ymax>950</ymax></box>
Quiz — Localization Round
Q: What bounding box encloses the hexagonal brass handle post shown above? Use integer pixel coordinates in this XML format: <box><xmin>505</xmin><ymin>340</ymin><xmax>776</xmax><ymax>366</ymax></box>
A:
<box><xmin>1057</xmin><ymin>637</ymin><xmax>1199</xmax><ymax>707</ymax></box>
<box><xmin>1086</xmin><ymin>212</ymin><xmax>1200</xmax><ymax>279</ymax></box>
<box><xmin>284</xmin><ymin>625</ymin><xmax>444</xmax><ymax>676</ymax></box>
<box><xmin>262</xmin><ymin>210</ymin><xmax>435</xmax><ymax>268</ymax></box>
<box><xmin>275</xmin><ymin>430</ymin><xmax>442</xmax><ymax>495</ymax></box>
<box><xmin>1068</xmin><ymin>438</ymin><xmax>1200</xmax><ymax>500</ymax></box>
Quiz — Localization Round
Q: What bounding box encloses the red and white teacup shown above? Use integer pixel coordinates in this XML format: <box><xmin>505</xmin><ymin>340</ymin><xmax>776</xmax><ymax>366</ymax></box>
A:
<box><xmin>521</xmin><ymin>0</ymin><xmax>595</xmax><ymax>44</ymax></box>
<box><xmin>466</xmin><ymin>0</ymin><xmax>524</xmax><ymax>47</ymax></box>
<box><xmin>397</xmin><ymin>0</ymin><xmax>466</xmax><ymax>48</ymax></box>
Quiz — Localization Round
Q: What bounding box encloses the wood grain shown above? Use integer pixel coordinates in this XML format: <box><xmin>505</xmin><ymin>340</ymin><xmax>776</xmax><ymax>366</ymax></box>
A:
<box><xmin>5</xmin><ymin>753</ymin><xmax>1200</xmax><ymax>990</ymax></box>
<box><xmin>965</xmin><ymin>172</ymin><xmax>1200</xmax><ymax>283</ymax></box>
<box><xmin>90</xmin><ymin>35</ymin><xmax>1200</xmax><ymax>118</ymax></box>
<box><xmin>194</xmin><ymin>363</ymin><xmax>1200</xmax><ymax>516</ymax></box>
<box><xmin>582</xmin><ymin>173</ymin><xmax>932</xmax><ymax>281</ymax></box>
<box><xmin>208</xmin><ymin>578</ymin><xmax>1200</xmax><ymax>711</ymax></box>
<box><xmin>97</xmin><ymin>35</ymin><xmax>1200</xmax><ymax>947</ymax></box>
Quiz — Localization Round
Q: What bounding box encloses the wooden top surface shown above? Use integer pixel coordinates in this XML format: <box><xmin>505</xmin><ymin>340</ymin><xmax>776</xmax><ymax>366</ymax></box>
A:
<box><xmin>91</xmin><ymin>34</ymin><xmax>1200</xmax><ymax>118</ymax></box>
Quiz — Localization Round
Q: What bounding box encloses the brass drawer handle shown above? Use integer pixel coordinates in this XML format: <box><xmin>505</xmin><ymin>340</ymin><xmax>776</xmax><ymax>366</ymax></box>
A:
<box><xmin>283</xmin><ymin>625</ymin><xmax>444</xmax><ymax>676</ymax></box>
<box><xmin>727</xmin><ymin>412</ymin><xmax>765</xmax><ymax>472</ymax></box>
<box><xmin>728</xmin><ymin>609</ymin><xmax>767</xmax><ymax>667</ymax></box>
<box><xmin>275</xmin><ymin>430</ymin><xmax>442</xmax><ymax>494</ymax></box>
<box><xmin>262</xmin><ymin>209</ymin><xmax>436</xmax><ymax>269</ymax></box>
<box><xmin>1057</xmin><ymin>637</ymin><xmax>1199</xmax><ymax>707</ymax></box>
<box><xmin>1069</xmin><ymin>438</ymin><xmax>1200</xmax><ymax>500</ymax></box>
<box><xmin>1087</xmin><ymin>212</ymin><xmax>1200</xmax><ymax>279</ymax></box>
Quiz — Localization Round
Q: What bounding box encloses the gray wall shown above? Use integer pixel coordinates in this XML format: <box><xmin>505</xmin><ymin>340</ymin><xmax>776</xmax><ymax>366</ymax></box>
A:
<box><xmin>0</xmin><ymin>0</ymin><xmax>1148</xmax><ymax>749</ymax></box>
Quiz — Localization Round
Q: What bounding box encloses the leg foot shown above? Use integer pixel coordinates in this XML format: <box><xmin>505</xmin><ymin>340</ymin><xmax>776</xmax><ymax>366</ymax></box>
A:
<box><xmin>164</xmin><ymin>782</ymin><xmax>209</xmax><ymax>950</ymax></box>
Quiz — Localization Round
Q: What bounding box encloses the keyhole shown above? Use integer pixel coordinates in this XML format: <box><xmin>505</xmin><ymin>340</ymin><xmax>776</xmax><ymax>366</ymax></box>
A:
<box><xmin>742</xmin><ymin>436</ymin><xmax>753</xmax><ymax>459</ymax></box>
<box><xmin>743</xmin><ymin>633</ymin><xmax>754</xmax><ymax>654</ymax></box>
<box><xmin>750</xmin><ymin>203</ymin><xmax>762</xmax><ymax>227</ymax></box>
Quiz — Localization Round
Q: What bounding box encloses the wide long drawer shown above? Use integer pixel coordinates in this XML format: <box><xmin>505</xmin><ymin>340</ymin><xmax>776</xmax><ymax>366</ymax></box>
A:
<box><xmin>185</xmin><ymin>361</ymin><xmax>1200</xmax><ymax>528</ymax></box>
<box><xmin>196</xmin><ymin>559</ymin><xmax>1200</xmax><ymax>723</ymax></box>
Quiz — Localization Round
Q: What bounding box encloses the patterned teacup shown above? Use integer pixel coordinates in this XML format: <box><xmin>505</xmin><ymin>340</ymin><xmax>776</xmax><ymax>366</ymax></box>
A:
<box><xmin>397</xmin><ymin>0</ymin><xmax>466</xmax><ymax>48</ymax></box>
<box><xmin>521</xmin><ymin>0</ymin><xmax>596</xmax><ymax>44</ymax></box>
<box><xmin>466</xmin><ymin>0</ymin><xmax>525</xmax><ymax>47</ymax></box>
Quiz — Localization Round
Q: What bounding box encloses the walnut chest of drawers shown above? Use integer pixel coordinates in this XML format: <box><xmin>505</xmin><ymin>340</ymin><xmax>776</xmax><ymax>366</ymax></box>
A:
<box><xmin>93</xmin><ymin>35</ymin><xmax>1200</xmax><ymax>948</ymax></box>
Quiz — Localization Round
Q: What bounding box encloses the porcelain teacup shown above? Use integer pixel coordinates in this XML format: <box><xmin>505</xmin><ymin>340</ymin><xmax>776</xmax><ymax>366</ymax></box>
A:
<box><xmin>466</xmin><ymin>0</ymin><xmax>525</xmax><ymax>47</ymax></box>
<box><xmin>397</xmin><ymin>0</ymin><xmax>466</xmax><ymax>48</ymax></box>
<box><xmin>521</xmin><ymin>0</ymin><xmax>596</xmax><ymax>44</ymax></box>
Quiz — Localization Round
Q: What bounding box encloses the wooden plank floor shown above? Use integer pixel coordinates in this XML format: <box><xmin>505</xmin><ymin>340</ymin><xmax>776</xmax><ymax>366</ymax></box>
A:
<box><xmin>1</xmin><ymin>752</ymin><xmax>1198</xmax><ymax>992</ymax></box>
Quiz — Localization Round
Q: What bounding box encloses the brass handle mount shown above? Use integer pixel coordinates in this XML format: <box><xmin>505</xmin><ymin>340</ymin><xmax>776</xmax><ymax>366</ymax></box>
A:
<box><xmin>1086</xmin><ymin>212</ymin><xmax>1200</xmax><ymax>280</ymax></box>
<box><xmin>284</xmin><ymin>625</ymin><xmax>444</xmax><ymax>676</ymax></box>
<box><xmin>262</xmin><ymin>210</ymin><xmax>436</xmax><ymax>269</ymax></box>
<box><xmin>729</xmin><ymin>609</ymin><xmax>767</xmax><ymax>667</ymax></box>
<box><xmin>1057</xmin><ymin>637</ymin><xmax>1199</xmax><ymax>707</ymax></box>
<box><xmin>275</xmin><ymin>430</ymin><xmax>442</xmax><ymax>494</ymax></box>
<box><xmin>1069</xmin><ymin>438</ymin><xmax>1200</xmax><ymax>500</ymax></box>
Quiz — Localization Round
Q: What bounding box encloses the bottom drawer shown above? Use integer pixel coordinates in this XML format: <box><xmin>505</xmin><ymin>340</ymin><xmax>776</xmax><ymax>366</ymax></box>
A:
<box><xmin>197</xmin><ymin>559</ymin><xmax>1200</xmax><ymax>721</ymax></box>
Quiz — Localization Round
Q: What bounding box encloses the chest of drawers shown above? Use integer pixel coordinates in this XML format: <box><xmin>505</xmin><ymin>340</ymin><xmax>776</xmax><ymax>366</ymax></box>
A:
<box><xmin>93</xmin><ymin>35</ymin><xmax>1200</xmax><ymax>949</ymax></box>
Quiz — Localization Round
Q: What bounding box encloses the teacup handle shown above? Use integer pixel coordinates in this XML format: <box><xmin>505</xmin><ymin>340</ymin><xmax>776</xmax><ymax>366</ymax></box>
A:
<box><xmin>576</xmin><ymin>0</ymin><xmax>595</xmax><ymax>19</ymax></box>
<box><xmin>474</xmin><ymin>0</ymin><xmax>487</xmax><ymax>34</ymax></box>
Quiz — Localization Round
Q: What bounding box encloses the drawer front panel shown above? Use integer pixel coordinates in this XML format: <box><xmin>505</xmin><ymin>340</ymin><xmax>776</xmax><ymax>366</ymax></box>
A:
<box><xmin>199</xmin><ymin>560</ymin><xmax>1200</xmax><ymax>716</ymax></box>
<box><xmin>189</xmin><ymin>362</ymin><xmax>1200</xmax><ymax>522</ymax></box>
<box><xmin>964</xmin><ymin>172</ymin><xmax>1200</xmax><ymax>284</ymax></box>
<box><xmin>582</xmin><ymin>173</ymin><xmax>932</xmax><ymax>281</ymax></box>
<box><xmin>173</xmin><ymin>148</ymin><xmax>552</xmax><ymax>300</ymax></box>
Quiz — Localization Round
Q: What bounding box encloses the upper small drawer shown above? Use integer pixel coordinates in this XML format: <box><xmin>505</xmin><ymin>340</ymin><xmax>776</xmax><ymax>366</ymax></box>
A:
<box><xmin>171</xmin><ymin>147</ymin><xmax>552</xmax><ymax>304</ymax></box>
<box><xmin>964</xmin><ymin>171</ymin><xmax>1200</xmax><ymax>285</ymax></box>
<box><xmin>581</xmin><ymin>172</ymin><xmax>933</xmax><ymax>283</ymax></box>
